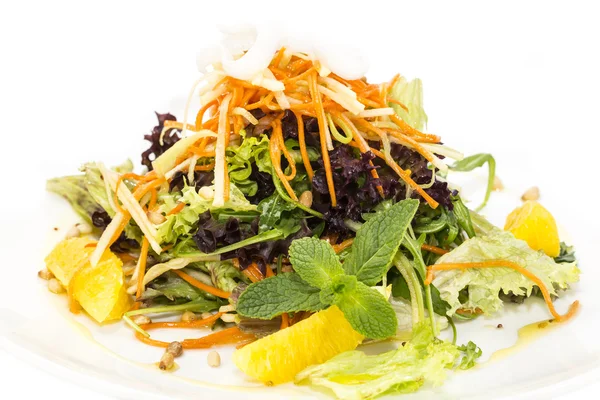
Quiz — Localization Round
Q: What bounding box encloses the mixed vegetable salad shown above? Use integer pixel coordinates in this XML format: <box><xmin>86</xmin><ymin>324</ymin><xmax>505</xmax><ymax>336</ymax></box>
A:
<box><xmin>42</xmin><ymin>31</ymin><xmax>580</xmax><ymax>399</ymax></box>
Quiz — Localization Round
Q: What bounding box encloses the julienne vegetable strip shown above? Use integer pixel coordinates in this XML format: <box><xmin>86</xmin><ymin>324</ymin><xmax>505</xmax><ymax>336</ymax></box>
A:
<box><xmin>43</xmin><ymin>36</ymin><xmax>581</xmax><ymax>400</ymax></box>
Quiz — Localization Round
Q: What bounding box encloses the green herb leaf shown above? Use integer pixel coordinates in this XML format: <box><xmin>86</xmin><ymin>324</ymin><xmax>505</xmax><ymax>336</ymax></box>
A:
<box><xmin>334</xmin><ymin>281</ymin><xmax>398</xmax><ymax>339</ymax></box>
<box><xmin>344</xmin><ymin>199</ymin><xmax>420</xmax><ymax>286</ymax></box>
<box><xmin>257</xmin><ymin>192</ymin><xmax>297</xmax><ymax>233</ymax></box>
<box><xmin>555</xmin><ymin>242</ymin><xmax>577</xmax><ymax>264</ymax></box>
<box><xmin>289</xmin><ymin>237</ymin><xmax>344</xmax><ymax>289</ymax></box>
<box><xmin>451</xmin><ymin>196</ymin><xmax>476</xmax><ymax>238</ymax></box>
<box><xmin>450</xmin><ymin>154</ymin><xmax>496</xmax><ymax>212</ymax></box>
<box><xmin>236</xmin><ymin>273</ymin><xmax>326</xmax><ymax>319</ymax></box>
<box><xmin>457</xmin><ymin>341</ymin><xmax>483</xmax><ymax>370</ymax></box>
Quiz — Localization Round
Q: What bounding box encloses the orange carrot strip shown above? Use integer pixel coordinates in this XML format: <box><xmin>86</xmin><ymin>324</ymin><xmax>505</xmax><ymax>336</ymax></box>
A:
<box><xmin>293</xmin><ymin>110</ymin><xmax>314</xmax><ymax>180</ymax></box>
<box><xmin>280</xmin><ymin>313</ymin><xmax>289</xmax><ymax>330</ymax></box>
<box><xmin>277</xmin><ymin>126</ymin><xmax>297</xmax><ymax>181</ymax></box>
<box><xmin>421</xmin><ymin>243</ymin><xmax>449</xmax><ymax>255</ymax></box>
<box><xmin>333</xmin><ymin>238</ymin><xmax>354</xmax><ymax>254</ymax></box>
<box><xmin>424</xmin><ymin>261</ymin><xmax>580</xmax><ymax>322</ymax></box>
<box><xmin>387</xmin><ymin>98</ymin><xmax>409</xmax><ymax>112</ymax></box>
<box><xmin>182</xmin><ymin>327</ymin><xmax>255</xmax><ymax>349</ymax></box>
<box><xmin>269</xmin><ymin>120</ymin><xmax>299</xmax><ymax>201</ymax></box>
<box><xmin>173</xmin><ymin>270</ymin><xmax>231</xmax><ymax>299</ymax></box>
<box><xmin>389</xmin><ymin>114</ymin><xmax>441</xmax><ymax>143</ymax></box>
<box><xmin>166</xmin><ymin>202</ymin><xmax>185</xmax><ymax>216</ymax></box>
<box><xmin>308</xmin><ymin>71</ymin><xmax>337</xmax><ymax>206</ymax></box>
<box><xmin>195</xmin><ymin>162</ymin><xmax>215</xmax><ymax>171</ymax></box>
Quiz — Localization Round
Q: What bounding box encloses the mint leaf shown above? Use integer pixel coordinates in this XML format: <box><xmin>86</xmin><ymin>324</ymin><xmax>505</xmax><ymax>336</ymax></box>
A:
<box><xmin>457</xmin><ymin>341</ymin><xmax>483</xmax><ymax>370</ymax></box>
<box><xmin>236</xmin><ymin>274</ymin><xmax>326</xmax><ymax>319</ymax></box>
<box><xmin>344</xmin><ymin>199</ymin><xmax>420</xmax><ymax>286</ymax></box>
<box><xmin>334</xmin><ymin>281</ymin><xmax>398</xmax><ymax>339</ymax></box>
<box><xmin>289</xmin><ymin>237</ymin><xmax>344</xmax><ymax>289</ymax></box>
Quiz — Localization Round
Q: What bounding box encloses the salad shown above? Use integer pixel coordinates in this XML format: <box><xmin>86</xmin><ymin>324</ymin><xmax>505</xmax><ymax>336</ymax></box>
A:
<box><xmin>42</xmin><ymin>28</ymin><xmax>580</xmax><ymax>399</ymax></box>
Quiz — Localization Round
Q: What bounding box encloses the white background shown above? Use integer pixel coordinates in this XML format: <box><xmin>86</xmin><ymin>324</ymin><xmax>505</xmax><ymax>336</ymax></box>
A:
<box><xmin>1</xmin><ymin>0</ymin><xmax>599</xmax><ymax>399</ymax></box>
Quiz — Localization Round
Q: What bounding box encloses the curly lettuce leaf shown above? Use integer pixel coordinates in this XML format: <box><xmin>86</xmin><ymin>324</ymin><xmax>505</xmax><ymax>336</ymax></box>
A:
<box><xmin>156</xmin><ymin>183</ymin><xmax>256</xmax><ymax>244</ymax></box>
<box><xmin>295</xmin><ymin>323</ymin><xmax>459</xmax><ymax>400</ymax></box>
<box><xmin>388</xmin><ymin>77</ymin><xmax>428</xmax><ymax>131</ymax></box>
<box><xmin>226</xmin><ymin>133</ymin><xmax>272</xmax><ymax>196</ymax></box>
<box><xmin>432</xmin><ymin>230</ymin><xmax>580</xmax><ymax>316</ymax></box>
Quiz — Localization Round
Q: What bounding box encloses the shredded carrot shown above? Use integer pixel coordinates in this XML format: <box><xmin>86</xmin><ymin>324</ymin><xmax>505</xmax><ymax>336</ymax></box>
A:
<box><xmin>424</xmin><ymin>261</ymin><xmax>580</xmax><ymax>322</ymax></box>
<box><xmin>142</xmin><ymin>312</ymin><xmax>222</xmax><ymax>331</ymax></box>
<box><xmin>160</xmin><ymin>243</ymin><xmax>174</xmax><ymax>252</ymax></box>
<box><xmin>389</xmin><ymin>114</ymin><xmax>441</xmax><ymax>143</ymax></box>
<box><xmin>387</xmin><ymin>98</ymin><xmax>409</xmax><ymax>112</ymax></box>
<box><xmin>308</xmin><ymin>71</ymin><xmax>336</xmax><ymax>206</ymax></box>
<box><xmin>182</xmin><ymin>326</ymin><xmax>256</xmax><ymax>349</ymax></box>
<box><xmin>277</xmin><ymin>127</ymin><xmax>297</xmax><ymax>181</ymax></box>
<box><xmin>294</xmin><ymin>110</ymin><xmax>314</xmax><ymax>180</ymax></box>
<box><xmin>135</xmin><ymin>238</ymin><xmax>150</xmax><ymax>301</ymax></box>
<box><xmin>265</xmin><ymin>265</ymin><xmax>275</xmax><ymax>278</ymax></box>
<box><xmin>173</xmin><ymin>270</ymin><xmax>231</xmax><ymax>299</ymax></box>
<box><xmin>194</xmin><ymin>100</ymin><xmax>218</xmax><ymax>129</ymax></box>
<box><xmin>280</xmin><ymin>313</ymin><xmax>289</xmax><ymax>330</ymax></box>
<box><xmin>84</xmin><ymin>243</ymin><xmax>97</xmax><ymax>248</ymax></box>
<box><xmin>195</xmin><ymin>162</ymin><xmax>215</xmax><ymax>171</ymax></box>
<box><xmin>421</xmin><ymin>243</ymin><xmax>449</xmax><ymax>255</ymax></box>
<box><xmin>166</xmin><ymin>202</ymin><xmax>185</xmax><ymax>216</ymax></box>
<box><xmin>271</xmin><ymin>47</ymin><xmax>287</xmax><ymax>68</ymax></box>
<box><xmin>269</xmin><ymin>119</ymin><xmax>299</xmax><ymax>201</ymax></box>
<box><xmin>333</xmin><ymin>238</ymin><xmax>354</xmax><ymax>254</ymax></box>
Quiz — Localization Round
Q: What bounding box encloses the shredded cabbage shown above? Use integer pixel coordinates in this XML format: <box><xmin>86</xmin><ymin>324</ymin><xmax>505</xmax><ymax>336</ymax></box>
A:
<box><xmin>389</xmin><ymin>77</ymin><xmax>428</xmax><ymax>131</ymax></box>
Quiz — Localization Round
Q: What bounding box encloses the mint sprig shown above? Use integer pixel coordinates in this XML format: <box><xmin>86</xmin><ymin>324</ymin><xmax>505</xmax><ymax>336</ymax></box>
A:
<box><xmin>236</xmin><ymin>200</ymin><xmax>419</xmax><ymax>340</ymax></box>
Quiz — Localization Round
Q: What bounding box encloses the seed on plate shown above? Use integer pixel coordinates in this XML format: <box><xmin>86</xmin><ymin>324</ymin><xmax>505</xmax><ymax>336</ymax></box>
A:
<box><xmin>167</xmin><ymin>341</ymin><xmax>183</xmax><ymax>357</ymax></box>
<box><xmin>65</xmin><ymin>225</ymin><xmax>81</xmax><ymax>239</ymax></box>
<box><xmin>497</xmin><ymin>324</ymin><xmax>503</xmax><ymax>329</ymax></box>
<box><xmin>299</xmin><ymin>191</ymin><xmax>313</xmax><ymax>208</ymax></box>
<box><xmin>147</xmin><ymin>210</ymin><xmax>166</xmax><ymax>225</ymax></box>
<box><xmin>198</xmin><ymin>186</ymin><xmax>215</xmax><ymax>200</ymax></box>
<box><xmin>493</xmin><ymin>176</ymin><xmax>504</xmax><ymax>191</ymax></box>
<box><xmin>76</xmin><ymin>223</ymin><xmax>92</xmax><ymax>234</ymax></box>
<box><xmin>132</xmin><ymin>315</ymin><xmax>151</xmax><ymax>325</ymax></box>
<box><xmin>207</xmin><ymin>350</ymin><xmax>221</xmax><ymax>367</ymax></box>
<box><xmin>38</xmin><ymin>268</ymin><xmax>54</xmax><ymax>280</ymax></box>
<box><xmin>521</xmin><ymin>186</ymin><xmax>540</xmax><ymax>201</ymax></box>
<box><xmin>159</xmin><ymin>352</ymin><xmax>175</xmax><ymax>370</ymax></box>
<box><xmin>48</xmin><ymin>278</ymin><xmax>64</xmax><ymax>294</ymax></box>
<box><xmin>221</xmin><ymin>313</ymin><xmax>237</xmax><ymax>323</ymax></box>
<box><xmin>181</xmin><ymin>311</ymin><xmax>197</xmax><ymax>323</ymax></box>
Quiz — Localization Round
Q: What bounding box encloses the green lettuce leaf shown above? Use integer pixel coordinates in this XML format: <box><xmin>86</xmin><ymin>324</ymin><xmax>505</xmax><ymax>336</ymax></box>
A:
<box><xmin>295</xmin><ymin>323</ymin><xmax>459</xmax><ymax>399</ymax></box>
<box><xmin>432</xmin><ymin>230</ymin><xmax>580</xmax><ymax>316</ymax></box>
<box><xmin>226</xmin><ymin>133</ymin><xmax>272</xmax><ymax>196</ymax></box>
<box><xmin>388</xmin><ymin>77</ymin><xmax>428</xmax><ymax>131</ymax></box>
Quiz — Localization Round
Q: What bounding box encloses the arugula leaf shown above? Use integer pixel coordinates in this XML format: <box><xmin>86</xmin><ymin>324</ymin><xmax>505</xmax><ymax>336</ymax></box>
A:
<box><xmin>451</xmin><ymin>196</ymin><xmax>476</xmax><ymax>238</ymax></box>
<box><xmin>555</xmin><ymin>242</ymin><xmax>577</xmax><ymax>264</ymax></box>
<box><xmin>257</xmin><ymin>192</ymin><xmax>297</xmax><ymax>233</ymax></box>
<box><xmin>344</xmin><ymin>199</ymin><xmax>420</xmax><ymax>285</ymax></box>
<box><xmin>457</xmin><ymin>341</ymin><xmax>483</xmax><ymax>370</ymax></box>
<box><xmin>450</xmin><ymin>154</ymin><xmax>496</xmax><ymax>212</ymax></box>
<box><xmin>236</xmin><ymin>273</ymin><xmax>326</xmax><ymax>319</ymax></box>
<box><xmin>289</xmin><ymin>237</ymin><xmax>344</xmax><ymax>289</ymax></box>
<box><xmin>334</xmin><ymin>281</ymin><xmax>398</xmax><ymax>340</ymax></box>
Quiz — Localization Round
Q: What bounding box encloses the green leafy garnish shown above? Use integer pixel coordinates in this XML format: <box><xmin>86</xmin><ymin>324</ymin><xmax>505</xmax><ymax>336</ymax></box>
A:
<box><xmin>289</xmin><ymin>237</ymin><xmax>344</xmax><ymax>289</ymax></box>
<box><xmin>457</xmin><ymin>341</ymin><xmax>483</xmax><ymax>370</ymax></box>
<box><xmin>344</xmin><ymin>199</ymin><xmax>419</xmax><ymax>285</ymax></box>
<box><xmin>236</xmin><ymin>273</ymin><xmax>325</xmax><ymax>319</ymax></box>
<box><xmin>450</xmin><ymin>153</ymin><xmax>496</xmax><ymax>211</ymax></box>
<box><xmin>238</xmin><ymin>200</ymin><xmax>421</xmax><ymax>339</ymax></box>
<box><xmin>296</xmin><ymin>322</ymin><xmax>460</xmax><ymax>399</ymax></box>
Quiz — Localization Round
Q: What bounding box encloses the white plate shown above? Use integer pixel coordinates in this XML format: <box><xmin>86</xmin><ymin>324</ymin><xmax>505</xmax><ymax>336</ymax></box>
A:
<box><xmin>1</xmin><ymin>131</ymin><xmax>599</xmax><ymax>400</ymax></box>
<box><xmin>2</xmin><ymin>8</ymin><xmax>600</xmax><ymax>396</ymax></box>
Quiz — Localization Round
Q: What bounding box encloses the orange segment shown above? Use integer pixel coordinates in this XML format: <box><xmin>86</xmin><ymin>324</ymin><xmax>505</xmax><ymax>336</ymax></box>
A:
<box><xmin>44</xmin><ymin>237</ymin><xmax>96</xmax><ymax>286</ymax></box>
<box><xmin>504</xmin><ymin>201</ymin><xmax>560</xmax><ymax>257</ymax></box>
<box><xmin>233</xmin><ymin>306</ymin><xmax>363</xmax><ymax>385</ymax></box>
